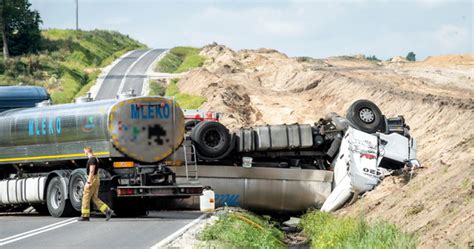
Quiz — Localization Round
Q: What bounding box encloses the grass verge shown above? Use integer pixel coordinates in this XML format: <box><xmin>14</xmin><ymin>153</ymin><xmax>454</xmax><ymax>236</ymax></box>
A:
<box><xmin>0</xmin><ymin>29</ymin><xmax>145</xmax><ymax>103</ymax></box>
<box><xmin>165</xmin><ymin>79</ymin><xmax>206</xmax><ymax>109</ymax></box>
<box><xmin>198</xmin><ymin>209</ymin><xmax>286</xmax><ymax>248</ymax></box>
<box><xmin>301</xmin><ymin>211</ymin><xmax>417</xmax><ymax>249</ymax></box>
<box><xmin>155</xmin><ymin>46</ymin><xmax>205</xmax><ymax>73</ymax></box>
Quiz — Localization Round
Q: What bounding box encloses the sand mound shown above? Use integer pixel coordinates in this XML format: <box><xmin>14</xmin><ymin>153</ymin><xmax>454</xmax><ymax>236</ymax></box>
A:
<box><xmin>422</xmin><ymin>54</ymin><xmax>474</xmax><ymax>66</ymax></box>
<box><xmin>177</xmin><ymin>44</ymin><xmax>473</xmax><ymax>248</ymax></box>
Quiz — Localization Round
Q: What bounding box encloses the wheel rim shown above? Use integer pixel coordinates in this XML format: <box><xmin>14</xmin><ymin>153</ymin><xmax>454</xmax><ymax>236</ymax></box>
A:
<box><xmin>359</xmin><ymin>108</ymin><xmax>375</xmax><ymax>123</ymax></box>
<box><xmin>50</xmin><ymin>186</ymin><xmax>63</xmax><ymax>210</ymax></box>
<box><xmin>203</xmin><ymin>130</ymin><xmax>221</xmax><ymax>148</ymax></box>
<box><xmin>72</xmin><ymin>178</ymin><xmax>84</xmax><ymax>204</ymax></box>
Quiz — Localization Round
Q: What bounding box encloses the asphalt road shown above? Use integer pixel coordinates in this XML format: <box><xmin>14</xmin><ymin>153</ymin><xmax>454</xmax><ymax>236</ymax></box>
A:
<box><xmin>0</xmin><ymin>211</ymin><xmax>203</xmax><ymax>249</ymax></box>
<box><xmin>0</xmin><ymin>48</ymin><xmax>205</xmax><ymax>249</ymax></box>
<box><xmin>95</xmin><ymin>49</ymin><xmax>165</xmax><ymax>100</ymax></box>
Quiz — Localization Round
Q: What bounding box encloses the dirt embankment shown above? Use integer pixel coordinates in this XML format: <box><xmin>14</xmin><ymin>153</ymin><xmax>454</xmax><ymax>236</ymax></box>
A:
<box><xmin>177</xmin><ymin>44</ymin><xmax>473</xmax><ymax>248</ymax></box>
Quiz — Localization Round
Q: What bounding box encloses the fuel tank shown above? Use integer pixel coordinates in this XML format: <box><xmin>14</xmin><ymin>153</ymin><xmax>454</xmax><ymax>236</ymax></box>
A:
<box><xmin>0</xmin><ymin>97</ymin><xmax>184</xmax><ymax>164</ymax></box>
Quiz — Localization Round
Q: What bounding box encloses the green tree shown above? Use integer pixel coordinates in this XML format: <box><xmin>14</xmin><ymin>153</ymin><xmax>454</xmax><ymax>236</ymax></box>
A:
<box><xmin>406</xmin><ymin>51</ymin><xmax>416</xmax><ymax>62</ymax></box>
<box><xmin>365</xmin><ymin>55</ymin><xmax>381</xmax><ymax>62</ymax></box>
<box><xmin>0</xmin><ymin>0</ymin><xmax>42</xmax><ymax>59</ymax></box>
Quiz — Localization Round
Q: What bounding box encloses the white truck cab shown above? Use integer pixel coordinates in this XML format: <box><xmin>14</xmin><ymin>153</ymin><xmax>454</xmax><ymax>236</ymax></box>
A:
<box><xmin>321</xmin><ymin>126</ymin><xmax>419</xmax><ymax>212</ymax></box>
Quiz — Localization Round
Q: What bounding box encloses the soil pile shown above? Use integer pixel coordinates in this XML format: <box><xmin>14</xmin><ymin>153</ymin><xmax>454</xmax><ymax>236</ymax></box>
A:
<box><xmin>177</xmin><ymin>44</ymin><xmax>473</xmax><ymax>248</ymax></box>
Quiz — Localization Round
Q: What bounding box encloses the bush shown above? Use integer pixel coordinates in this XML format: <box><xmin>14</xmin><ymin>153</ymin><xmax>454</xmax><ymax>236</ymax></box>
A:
<box><xmin>148</xmin><ymin>80</ymin><xmax>166</xmax><ymax>96</ymax></box>
<box><xmin>406</xmin><ymin>52</ymin><xmax>416</xmax><ymax>62</ymax></box>
<box><xmin>301</xmin><ymin>211</ymin><xmax>417</xmax><ymax>249</ymax></box>
<box><xmin>365</xmin><ymin>55</ymin><xmax>381</xmax><ymax>62</ymax></box>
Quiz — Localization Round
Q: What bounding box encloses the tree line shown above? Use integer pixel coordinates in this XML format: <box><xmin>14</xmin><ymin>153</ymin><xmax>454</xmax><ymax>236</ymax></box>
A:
<box><xmin>0</xmin><ymin>0</ymin><xmax>41</xmax><ymax>59</ymax></box>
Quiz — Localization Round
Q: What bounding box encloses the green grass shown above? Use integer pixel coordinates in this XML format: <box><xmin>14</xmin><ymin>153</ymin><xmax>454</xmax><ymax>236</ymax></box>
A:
<box><xmin>148</xmin><ymin>79</ymin><xmax>166</xmax><ymax>96</ymax></box>
<box><xmin>0</xmin><ymin>29</ymin><xmax>145</xmax><ymax>103</ymax></box>
<box><xmin>198</xmin><ymin>210</ymin><xmax>286</xmax><ymax>248</ymax></box>
<box><xmin>155</xmin><ymin>46</ymin><xmax>205</xmax><ymax>73</ymax></box>
<box><xmin>164</xmin><ymin>78</ymin><xmax>206</xmax><ymax>109</ymax></box>
<box><xmin>301</xmin><ymin>211</ymin><xmax>417</xmax><ymax>249</ymax></box>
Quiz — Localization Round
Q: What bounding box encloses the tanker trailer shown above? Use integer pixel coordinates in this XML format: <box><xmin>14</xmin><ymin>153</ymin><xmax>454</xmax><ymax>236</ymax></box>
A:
<box><xmin>0</xmin><ymin>96</ymin><xmax>202</xmax><ymax>217</ymax></box>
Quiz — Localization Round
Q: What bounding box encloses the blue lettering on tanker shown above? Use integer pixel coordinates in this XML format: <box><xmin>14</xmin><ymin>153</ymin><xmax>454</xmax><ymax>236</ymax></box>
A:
<box><xmin>48</xmin><ymin>118</ymin><xmax>54</xmax><ymax>134</ymax></box>
<box><xmin>41</xmin><ymin>118</ymin><xmax>46</xmax><ymax>135</ymax></box>
<box><xmin>130</xmin><ymin>103</ymin><xmax>170</xmax><ymax>120</ymax></box>
<box><xmin>28</xmin><ymin>117</ymin><xmax>61</xmax><ymax>136</ymax></box>
<box><xmin>215</xmin><ymin>194</ymin><xmax>240</xmax><ymax>207</ymax></box>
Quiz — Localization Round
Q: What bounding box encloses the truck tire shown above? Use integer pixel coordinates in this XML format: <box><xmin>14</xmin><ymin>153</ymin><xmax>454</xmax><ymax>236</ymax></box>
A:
<box><xmin>69</xmin><ymin>169</ymin><xmax>87</xmax><ymax>212</ymax></box>
<box><xmin>46</xmin><ymin>177</ymin><xmax>75</xmax><ymax>217</ymax></box>
<box><xmin>191</xmin><ymin>121</ymin><xmax>231</xmax><ymax>158</ymax></box>
<box><xmin>346</xmin><ymin>99</ymin><xmax>383</xmax><ymax>133</ymax></box>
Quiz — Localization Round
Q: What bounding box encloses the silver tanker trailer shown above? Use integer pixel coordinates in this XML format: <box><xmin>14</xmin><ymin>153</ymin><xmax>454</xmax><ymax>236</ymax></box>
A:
<box><xmin>0</xmin><ymin>93</ymin><xmax>202</xmax><ymax>217</ymax></box>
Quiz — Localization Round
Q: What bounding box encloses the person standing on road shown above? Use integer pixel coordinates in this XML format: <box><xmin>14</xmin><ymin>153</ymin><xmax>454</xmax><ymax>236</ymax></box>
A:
<box><xmin>79</xmin><ymin>146</ymin><xmax>114</xmax><ymax>221</ymax></box>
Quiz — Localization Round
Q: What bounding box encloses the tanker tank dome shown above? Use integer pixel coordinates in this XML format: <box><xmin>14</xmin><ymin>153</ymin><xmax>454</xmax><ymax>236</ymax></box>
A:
<box><xmin>35</xmin><ymin>99</ymin><xmax>52</xmax><ymax>107</ymax></box>
<box><xmin>117</xmin><ymin>89</ymin><xmax>137</xmax><ymax>100</ymax></box>
<box><xmin>74</xmin><ymin>92</ymin><xmax>93</xmax><ymax>103</ymax></box>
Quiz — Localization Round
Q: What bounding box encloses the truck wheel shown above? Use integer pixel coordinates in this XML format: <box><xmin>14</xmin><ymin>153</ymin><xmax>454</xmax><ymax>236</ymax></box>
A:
<box><xmin>46</xmin><ymin>177</ymin><xmax>75</xmax><ymax>217</ymax></box>
<box><xmin>69</xmin><ymin>169</ymin><xmax>87</xmax><ymax>212</ymax></box>
<box><xmin>346</xmin><ymin>99</ymin><xmax>383</xmax><ymax>133</ymax></box>
<box><xmin>191</xmin><ymin>121</ymin><xmax>231</xmax><ymax>158</ymax></box>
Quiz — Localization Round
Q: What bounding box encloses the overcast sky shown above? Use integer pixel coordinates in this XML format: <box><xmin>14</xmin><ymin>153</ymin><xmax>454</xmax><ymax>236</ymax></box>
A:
<box><xmin>30</xmin><ymin>0</ymin><xmax>473</xmax><ymax>60</ymax></box>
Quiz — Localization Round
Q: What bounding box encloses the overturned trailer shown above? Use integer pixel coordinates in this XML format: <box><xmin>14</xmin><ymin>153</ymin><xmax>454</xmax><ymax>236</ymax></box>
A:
<box><xmin>167</xmin><ymin>100</ymin><xmax>419</xmax><ymax>213</ymax></box>
<box><xmin>0</xmin><ymin>95</ymin><xmax>202</xmax><ymax>217</ymax></box>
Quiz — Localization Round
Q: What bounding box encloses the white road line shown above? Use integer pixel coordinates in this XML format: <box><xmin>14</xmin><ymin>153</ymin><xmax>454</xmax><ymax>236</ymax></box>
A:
<box><xmin>117</xmin><ymin>49</ymin><xmax>157</xmax><ymax>95</ymax></box>
<box><xmin>0</xmin><ymin>218</ymin><xmax>75</xmax><ymax>243</ymax></box>
<box><xmin>0</xmin><ymin>219</ymin><xmax>77</xmax><ymax>246</ymax></box>
<box><xmin>90</xmin><ymin>50</ymin><xmax>135</xmax><ymax>100</ymax></box>
<box><xmin>141</xmin><ymin>49</ymin><xmax>168</xmax><ymax>96</ymax></box>
<box><xmin>150</xmin><ymin>213</ymin><xmax>208</xmax><ymax>249</ymax></box>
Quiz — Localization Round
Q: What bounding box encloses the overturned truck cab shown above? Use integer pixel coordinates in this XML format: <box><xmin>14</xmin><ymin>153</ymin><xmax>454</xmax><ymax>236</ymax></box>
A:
<box><xmin>170</xmin><ymin>99</ymin><xmax>419</xmax><ymax>213</ymax></box>
<box><xmin>0</xmin><ymin>95</ymin><xmax>202</xmax><ymax>217</ymax></box>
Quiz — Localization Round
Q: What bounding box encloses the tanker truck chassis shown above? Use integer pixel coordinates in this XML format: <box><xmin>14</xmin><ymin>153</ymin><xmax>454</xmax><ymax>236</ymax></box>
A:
<box><xmin>0</xmin><ymin>94</ymin><xmax>202</xmax><ymax>217</ymax></box>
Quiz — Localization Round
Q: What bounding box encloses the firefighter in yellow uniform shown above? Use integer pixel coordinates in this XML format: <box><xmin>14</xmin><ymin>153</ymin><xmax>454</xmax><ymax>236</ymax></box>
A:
<box><xmin>79</xmin><ymin>147</ymin><xmax>114</xmax><ymax>221</ymax></box>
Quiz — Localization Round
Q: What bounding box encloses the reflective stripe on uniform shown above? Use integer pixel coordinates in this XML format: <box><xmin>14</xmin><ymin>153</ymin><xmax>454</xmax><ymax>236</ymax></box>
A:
<box><xmin>99</xmin><ymin>204</ymin><xmax>108</xmax><ymax>213</ymax></box>
<box><xmin>82</xmin><ymin>208</ymin><xmax>90</xmax><ymax>217</ymax></box>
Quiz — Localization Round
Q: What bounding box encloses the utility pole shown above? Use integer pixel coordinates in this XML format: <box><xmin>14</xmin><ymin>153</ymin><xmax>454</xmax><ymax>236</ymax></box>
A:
<box><xmin>75</xmin><ymin>0</ymin><xmax>78</xmax><ymax>30</ymax></box>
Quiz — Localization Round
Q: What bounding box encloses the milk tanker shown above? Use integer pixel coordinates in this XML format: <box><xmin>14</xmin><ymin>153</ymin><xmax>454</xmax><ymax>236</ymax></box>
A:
<box><xmin>0</xmin><ymin>93</ymin><xmax>202</xmax><ymax>217</ymax></box>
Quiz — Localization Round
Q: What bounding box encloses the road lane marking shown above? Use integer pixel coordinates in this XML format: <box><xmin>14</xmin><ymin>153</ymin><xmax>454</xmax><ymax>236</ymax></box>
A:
<box><xmin>0</xmin><ymin>218</ymin><xmax>77</xmax><ymax>246</ymax></box>
<box><xmin>117</xmin><ymin>49</ymin><xmax>157</xmax><ymax>96</ymax></box>
<box><xmin>0</xmin><ymin>218</ymin><xmax>75</xmax><ymax>242</ymax></box>
<box><xmin>150</xmin><ymin>213</ymin><xmax>208</xmax><ymax>249</ymax></box>
<box><xmin>141</xmin><ymin>49</ymin><xmax>167</xmax><ymax>96</ymax></box>
<box><xmin>91</xmin><ymin>50</ymin><xmax>135</xmax><ymax>100</ymax></box>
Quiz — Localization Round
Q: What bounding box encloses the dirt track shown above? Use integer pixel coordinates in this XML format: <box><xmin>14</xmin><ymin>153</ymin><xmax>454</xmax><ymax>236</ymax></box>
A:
<box><xmin>177</xmin><ymin>45</ymin><xmax>473</xmax><ymax>248</ymax></box>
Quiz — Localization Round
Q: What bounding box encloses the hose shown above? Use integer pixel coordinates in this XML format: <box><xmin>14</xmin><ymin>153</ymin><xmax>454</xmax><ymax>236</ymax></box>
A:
<box><xmin>229</xmin><ymin>212</ymin><xmax>286</xmax><ymax>247</ymax></box>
